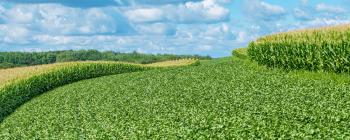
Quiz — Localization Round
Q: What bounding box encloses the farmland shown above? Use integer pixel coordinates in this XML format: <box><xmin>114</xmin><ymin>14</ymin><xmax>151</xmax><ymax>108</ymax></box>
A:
<box><xmin>1</xmin><ymin>24</ymin><xmax>350</xmax><ymax>139</ymax></box>
<box><xmin>0</xmin><ymin>59</ymin><xmax>198</xmax><ymax>86</ymax></box>
<box><xmin>0</xmin><ymin>59</ymin><xmax>198</xmax><ymax>123</ymax></box>
<box><xmin>248</xmin><ymin>24</ymin><xmax>350</xmax><ymax>73</ymax></box>
<box><xmin>0</xmin><ymin>50</ymin><xmax>210</xmax><ymax>69</ymax></box>
<box><xmin>1</xmin><ymin>58</ymin><xmax>350</xmax><ymax>139</ymax></box>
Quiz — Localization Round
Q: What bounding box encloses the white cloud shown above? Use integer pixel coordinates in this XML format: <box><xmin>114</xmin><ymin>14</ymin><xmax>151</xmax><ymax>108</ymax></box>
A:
<box><xmin>293</xmin><ymin>8</ymin><xmax>312</xmax><ymax>20</ymax></box>
<box><xmin>120</xmin><ymin>0</ymin><xmax>203</xmax><ymax>6</ymax></box>
<box><xmin>197</xmin><ymin>45</ymin><xmax>213</xmax><ymax>51</ymax></box>
<box><xmin>245</xmin><ymin>0</ymin><xmax>286</xmax><ymax>21</ymax></box>
<box><xmin>125</xmin><ymin>8</ymin><xmax>164</xmax><ymax>23</ymax></box>
<box><xmin>236</xmin><ymin>31</ymin><xmax>248</xmax><ymax>43</ymax></box>
<box><xmin>0</xmin><ymin>25</ymin><xmax>31</xmax><ymax>44</ymax></box>
<box><xmin>2</xmin><ymin>0</ymin><xmax>350</xmax><ymax>57</ymax></box>
<box><xmin>260</xmin><ymin>2</ymin><xmax>286</xmax><ymax>14</ymax></box>
<box><xmin>135</xmin><ymin>23</ymin><xmax>176</xmax><ymax>36</ymax></box>
<box><xmin>307</xmin><ymin>18</ymin><xmax>350</xmax><ymax>26</ymax></box>
<box><xmin>0</xmin><ymin>0</ymin><xmax>235</xmax><ymax>57</ymax></box>
<box><xmin>6</xmin><ymin>0</ymin><xmax>118</xmax><ymax>8</ymax></box>
<box><xmin>124</xmin><ymin>0</ymin><xmax>230</xmax><ymax>24</ymax></box>
<box><xmin>1</xmin><ymin>4</ymin><xmax>135</xmax><ymax>35</ymax></box>
<box><xmin>0</xmin><ymin>34</ymin><xmax>237</xmax><ymax>57</ymax></box>
<box><xmin>0</xmin><ymin>5</ymin><xmax>5</xmax><ymax>23</ymax></box>
<box><xmin>201</xmin><ymin>23</ymin><xmax>234</xmax><ymax>39</ymax></box>
<box><xmin>315</xmin><ymin>3</ymin><xmax>346</xmax><ymax>13</ymax></box>
<box><xmin>6</xmin><ymin>6</ymin><xmax>36</xmax><ymax>23</ymax></box>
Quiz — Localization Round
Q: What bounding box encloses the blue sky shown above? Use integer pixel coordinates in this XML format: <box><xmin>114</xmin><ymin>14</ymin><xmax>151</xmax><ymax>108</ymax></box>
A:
<box><xmin>0</xmin><ymin>0</ymin><xmax>349</xmax><ymax>57</ymax></box>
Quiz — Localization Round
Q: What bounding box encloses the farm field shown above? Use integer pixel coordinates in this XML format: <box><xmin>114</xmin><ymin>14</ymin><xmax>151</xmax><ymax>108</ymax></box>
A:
<box><xmin>249</xmin><ymin>24</ymin><xmax>350</xmax><ymax>73</ymax></box>
<box><xmin>0</xmin><ymin>59</ymin><xmax>198</xmax><ymax>123</ymax></box>
<box><xmin>1</xmin><ymin>58</ymin><xmax>350</xmax><ymax>139</ymax></box>
<box><xmin>3</xmin><ymin>0</ymin><xmax>350</xmax><ymax>139</ymax></box>
<box><xmin>0</xmin><ymin>59</ymin><xmax>197</xmax><ymax>86</ymax></box>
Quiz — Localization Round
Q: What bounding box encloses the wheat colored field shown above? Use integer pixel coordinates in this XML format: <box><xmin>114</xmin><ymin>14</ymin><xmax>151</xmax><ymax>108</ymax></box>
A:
<box><xmin>145</xmin><ymin>59</ymin><xmax>198</xmax><ymax>67</ymax></box>
<box><xmin>0</xmin><ymin>59</ymin><xmax>197</xmax><ymax>87</ymax></box>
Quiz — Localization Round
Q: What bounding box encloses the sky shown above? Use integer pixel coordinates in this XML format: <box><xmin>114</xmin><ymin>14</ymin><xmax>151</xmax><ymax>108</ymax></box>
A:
<box><xmin>0</xmin><ymin>0</ymin><xmax>349</xmax><ymax>57</ymax></box>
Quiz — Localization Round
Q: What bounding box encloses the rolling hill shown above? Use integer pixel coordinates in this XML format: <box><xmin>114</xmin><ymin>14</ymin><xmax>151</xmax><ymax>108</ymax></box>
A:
<box><xmin>1</xmin><ymin>58</ymin><xmax>349</xmax><ymax>139</ymax></box>
<box><xmin>1</xmin><ymin>24</ymin><xmax>350</xmax><ymax>139</ymax></box>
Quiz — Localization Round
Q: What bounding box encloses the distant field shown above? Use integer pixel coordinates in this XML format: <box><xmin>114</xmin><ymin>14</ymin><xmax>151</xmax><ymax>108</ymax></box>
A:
<box><xmin>145</xmin><ymin>59</ymin><xmax>199</xmax><ymax>67</ymax></box>
<box><xmin>1</xmin><ymin>58</ymin><xmax>350</xmax><ymax>139</ymax></box>
<box><xmin>232</xmin><ymin>48</ymin><xmax>248</xmax><ymax>59</ymax></box>
<box><xmin>0</xmin><ymin>50</ymin><xmax>210</xmax><ymax>69</ymax></box>
<box><xmin>0</xmin><ymin>59</ymin><xmax>198</xmax><ymax>87</ymax></box>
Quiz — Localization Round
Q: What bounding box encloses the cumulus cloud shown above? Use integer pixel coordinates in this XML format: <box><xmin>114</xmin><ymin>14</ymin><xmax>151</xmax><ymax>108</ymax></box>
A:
<box><xmin>125</xmin><ymin>0</ymin><xmax>230</xmax><ymax>24</ymax></box>
<box><xmin>0</xmin><ymin>25</ymin><xmax>31</xmax><ymax>44</ymax></box>
<box><xmin>305</xmin><ymin>18</ymin><xmax>350</xmax><ymax>26</ymax></box>
<box><xmin>121</xmin><ymin>0</ymin><xmax>203</xmax><ymax>5</ymax></box>
<box><xmin>135</xmin><ymin>23</ymin><xmax>176</xmax><ymax>36</ymax></box>
<box><xmin>1</xmin><ymin>0</ymin><xmax>350</xmax><ymax>57</ymax></box>
<box><xmin>0</xmin><ymin>34</ymin><xmax>237</xmax><ymax>57</ymax></box>
<box><xmin>1</xmin><ymin>4</ymin><xmax>135</xmax><ymax>35</ymax></box>
<box><xmin>315</xmin><ymin>3</ymin><xmax>346</xmax><ymax>13</ymax></box>
<box><xmin>125</xmin><ymin>8</ymin><xmax>165</xmax><ymax>23</ymax></box>
<box><xmin>293</xmin><ymin>8</ymin><xmax>312</xmax><ymax>21</ymax></box>
<box><xmin>244</xmin><ymin>0</ymin><xmax>286</xmax><ymax>22</ymax></box>
<box><xmin>0</xmin><ymin>5</ymin><xmax>5</xmax><ymax>23</ymax></box>
<box><xmin>4</xmin><ymin>0</ymin><xmax>119</xmax><ymax>8</ymax></box>
<box><xmin>5</xmin><ymin>0</ymin><xmax>203</xmax><ymax>7</ymax></box>
<box><xmin>0</xmin><ymin>0</ymin><xmax>234</xmax><ymax>57</ymax></box>
<box><xmin>293</xmin><ymin>2</ymin><xmax>349</xmax><ymax>25</ymax></box>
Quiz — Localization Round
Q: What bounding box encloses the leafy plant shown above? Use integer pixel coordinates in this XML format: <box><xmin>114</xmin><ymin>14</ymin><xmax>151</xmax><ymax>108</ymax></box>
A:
<box><xmin>232</xmin><ymin>48</ymin><xmax>248</xmax><ymax>59</ymax></box>
<box><xmin>248</xmin><ymin>24</ymin><xmax>350</xmax><ymax>73</ymax></box>
<box><xmin>1</xmin><ymin>58</ymin><xmax>350</xmax><ymax>139</ymax></box>
<box><xmin>0</xmin><ymin>59</ymin><xmax>199</xmax><ymax>123</ymax></box>
<box><xmin>0</xmin><ymin>62</ymin><xmax>150</xmax><ymax>122</ymax></box>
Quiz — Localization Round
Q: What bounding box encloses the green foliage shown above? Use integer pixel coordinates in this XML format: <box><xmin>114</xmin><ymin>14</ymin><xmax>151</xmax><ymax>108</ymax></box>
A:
<box><xmin>0</xmin><ymin>63</ymin><xmax>23</xmax><ymax>69</ymax></box>
<box><xmin>232</xmin><ymin>48</ymin><xmax>248</xmax><ymax>59</ymax></box>
<box><xmin>248</xmin><ymin>24</ymin><xmax>350</xmax><ymax>73</ymax></box>
<box><xmin>1</xmin><ymin>58</ymin><xmax>350</xmax><ymax>139</ymax></box>
<box><xmin>0</xmin><ymin>62</ymin><xmax>151</xmax><ymax>122</ymax></box>
<box><xmin>0</xmin><ymin>50</ymin><xmax>211</xmax><ymax>69</ymax></box>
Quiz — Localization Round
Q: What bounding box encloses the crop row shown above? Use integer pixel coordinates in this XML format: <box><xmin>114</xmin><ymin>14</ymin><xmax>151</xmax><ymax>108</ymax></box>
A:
<box><xmin>248</xmin><ymin>24</ymin><xmax>350</xmax><ymax>73</ymax></box>
<box><xmin>0</xmin><ymin>62</ymin><xmax>151</xmax><ymax>122</ymax></box>
<box><xmin>232</xmin><ymin>48</ymin><xmax>248</xmax><ymax>59</ymax></box>
<box><xmin>2</xmin><ymin>58</ymin><xmax>350</xmax><ymax>138</ymax></box>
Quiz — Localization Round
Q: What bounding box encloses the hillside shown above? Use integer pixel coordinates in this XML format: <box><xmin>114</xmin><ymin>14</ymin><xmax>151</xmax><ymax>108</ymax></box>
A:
<box><xmin>0</xmin><ymin>59</ymin><xmax>198</xmax><ymax>86</ymax></box>
<box><xmin>0</xmin><ymin>59</ymin><xmax>198</xmax><ymax>123</ymax></box>
<box><xmin>1</xmin><ymin>58</ymin><xmax>349</xmax><ymax>139</ymax></box>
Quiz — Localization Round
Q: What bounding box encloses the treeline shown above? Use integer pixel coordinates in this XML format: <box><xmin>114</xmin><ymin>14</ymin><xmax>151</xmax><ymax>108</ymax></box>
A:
<box><xmin>0</xmin><ymin>50</ymin><xmax>211</xmax><ymax>69</ymax></box>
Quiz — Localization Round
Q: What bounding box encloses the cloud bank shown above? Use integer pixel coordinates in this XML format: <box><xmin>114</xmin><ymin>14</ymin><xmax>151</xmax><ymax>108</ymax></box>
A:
<box><xmin>0</xmin><ymin>0</ymin><xmax>350</xmax><ymax>57</ymax></box>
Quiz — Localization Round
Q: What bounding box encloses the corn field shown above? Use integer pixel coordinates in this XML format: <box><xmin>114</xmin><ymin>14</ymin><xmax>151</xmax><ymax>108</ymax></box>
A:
<box><xmin>232</xmin><ymin>48</ymin><xmax>248</xmax><ymax>59</ymax></box>
<box><xmin>0</xmin><ymin>62</ymin><xmax>150</xmax><ymax>122</ymax></box>
<box><xmin>248</xmin><ymin>24</ymin><xmax>350</xmax><ymax>73</ymax></box>
<box><xmin>0</xmin><ymin>59</ymin><xmax>199</xmax><ymax>122</ymax></box>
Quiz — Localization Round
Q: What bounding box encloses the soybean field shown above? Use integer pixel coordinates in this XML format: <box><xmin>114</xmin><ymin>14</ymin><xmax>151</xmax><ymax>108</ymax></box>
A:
<box><xmin>1</xmin><ymin>58</ymin><xmax>350</xmax><ymax>139</ymax></box>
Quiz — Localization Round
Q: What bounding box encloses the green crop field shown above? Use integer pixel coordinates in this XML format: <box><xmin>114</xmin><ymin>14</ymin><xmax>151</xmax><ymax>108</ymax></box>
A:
<box><xmin>0</xmin><ymin>59</ymin><xmax>198</xmax><ymax>123</ymax></box>
<box><xmin>1</xmin><ymin>57</ymin><xmax>350</xmax><ymax>139</ymax></box>
<box><xmin>1</xmin><ymin>24</ymin><xmax>350</xmax><ymax>139</ymax></box>
<box><xmin>248</xmin><ymin>24</ymin><xmax>350</xmax><ymax>73</ymax></box>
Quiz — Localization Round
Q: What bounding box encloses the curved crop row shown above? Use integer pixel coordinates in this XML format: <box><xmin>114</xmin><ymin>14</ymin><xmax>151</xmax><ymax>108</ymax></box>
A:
<box><xmin>0</xmin><ymin>62</ymin><xmax>150</xmax><ymax>121</ymax></box>
<box><xmin>248</xmin><ymin>24</ymin><xmax>350</xmax><ymax>73</ymax></box>
<box><xmin>0</xmin><ymin>59</ymin><xmax>199</xmax><ymax>122</ymax></box>
<box><xmin>145</xmin><ymin>58</ymin><xmax>200</xmax><ymax>67</ymax></box>
<box><xmin>232</xmin><ymin>48</ymin><xmax>248</xmax><ymax>59</ymax></box>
